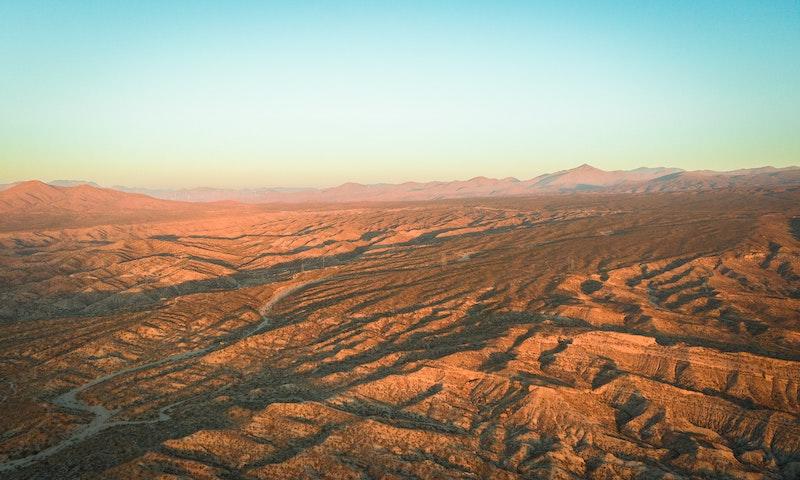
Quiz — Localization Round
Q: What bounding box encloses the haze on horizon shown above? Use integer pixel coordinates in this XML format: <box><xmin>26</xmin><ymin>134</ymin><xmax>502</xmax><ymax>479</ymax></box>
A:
<box><xmin>1</xmin><ymin>1</ymin><xmax>799</xmax><ymax>189</ymax></box>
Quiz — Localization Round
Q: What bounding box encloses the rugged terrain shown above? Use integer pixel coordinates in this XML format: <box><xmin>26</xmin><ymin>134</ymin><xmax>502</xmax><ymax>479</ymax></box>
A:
<box><xmin>7</xmin><ymin>164</ymin><xmax>798</xmax><ymax>204</ymax></box>
<box><xmin>1</xmin><ymin>186</ymin><xmax>799</xmax><ymax>479</ymax></box>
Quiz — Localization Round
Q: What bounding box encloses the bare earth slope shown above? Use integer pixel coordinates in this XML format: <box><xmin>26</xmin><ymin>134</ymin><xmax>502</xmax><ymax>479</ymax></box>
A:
<box><xmin>0</xmin><ymin>188</ymin><xmax>799</xmax><ymax>479</ymax></box>
<box><xmin>0</xmin><ymin>181</ymin><xmax>241</xmax><ymax>232</ymax></box>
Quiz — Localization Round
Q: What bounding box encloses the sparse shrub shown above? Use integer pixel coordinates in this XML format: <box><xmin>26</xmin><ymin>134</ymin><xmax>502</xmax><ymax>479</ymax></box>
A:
<box><xmin>580</xmin><ymin>279</ymin><xmax>603</xmax><ymax>295</ymax></box>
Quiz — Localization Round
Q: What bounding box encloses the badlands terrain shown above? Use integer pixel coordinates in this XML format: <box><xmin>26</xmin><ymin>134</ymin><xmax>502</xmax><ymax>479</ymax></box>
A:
<box><xmin>0</xmin><ymin>178</ymin><xmax>799</xmax><ymax>479</ymax></box>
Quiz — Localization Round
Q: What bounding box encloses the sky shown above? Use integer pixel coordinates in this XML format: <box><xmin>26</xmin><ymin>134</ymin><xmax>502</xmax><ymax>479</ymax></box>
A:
<box><xmin>1</xmin><ymin>1</ymin><xmax>798</xmax><ymax>188</ymax></box>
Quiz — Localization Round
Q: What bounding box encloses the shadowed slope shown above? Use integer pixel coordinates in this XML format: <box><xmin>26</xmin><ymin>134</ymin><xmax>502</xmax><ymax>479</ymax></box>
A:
<box><xmin>0</xmin><ymin>189</ymin><xmax>798</xmax><ymax>479</ymax></box>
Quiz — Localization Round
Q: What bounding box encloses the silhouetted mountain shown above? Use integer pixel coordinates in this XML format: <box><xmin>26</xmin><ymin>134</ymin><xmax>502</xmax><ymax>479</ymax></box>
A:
<box><xmin>6</xmin><ymin>164</ymin><xmax>800</xmax><ymax>206</ymax></box>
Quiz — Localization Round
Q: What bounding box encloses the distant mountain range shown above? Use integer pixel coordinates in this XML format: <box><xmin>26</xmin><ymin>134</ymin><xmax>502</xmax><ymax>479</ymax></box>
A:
<box><xmin>2</xmin><ymin>164</ymin><xmax>799</xmax><ymax>207</ymax></box>
<box><xmin>114</xmin><ymin>164</ymin><xmax>800</xmax><ymax>202</ymax></box>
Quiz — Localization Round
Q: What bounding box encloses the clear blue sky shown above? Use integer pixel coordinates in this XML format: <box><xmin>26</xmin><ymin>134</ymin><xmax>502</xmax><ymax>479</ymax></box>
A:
<box><xmin>1</xmin><ymin>1</ymin><xmax>798</xmax><ymax>188</ymax></box>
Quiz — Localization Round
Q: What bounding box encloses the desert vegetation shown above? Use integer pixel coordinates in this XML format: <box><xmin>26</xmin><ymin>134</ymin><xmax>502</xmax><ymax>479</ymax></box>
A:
<box><xmin>0</xmin><ymin>186</ymin><xmax>799</xmax><ymax>479</ymax></box>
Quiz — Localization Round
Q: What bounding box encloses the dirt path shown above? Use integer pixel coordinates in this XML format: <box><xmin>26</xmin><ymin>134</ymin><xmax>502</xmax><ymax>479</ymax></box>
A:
<box><xmin>0</xmin><ymin>278</ymin><xmax>317</xmax><ymax>473</ymax></box>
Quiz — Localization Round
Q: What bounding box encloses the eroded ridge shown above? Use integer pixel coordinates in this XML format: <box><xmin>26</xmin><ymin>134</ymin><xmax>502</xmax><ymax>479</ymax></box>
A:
<box><xmin>1</xmin><ymin>190</ymin><xmax>799</xmax><ymax>479</ymax></box>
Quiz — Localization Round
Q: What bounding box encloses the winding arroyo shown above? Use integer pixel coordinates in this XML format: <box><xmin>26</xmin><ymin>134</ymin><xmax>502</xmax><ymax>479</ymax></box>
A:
<box><xmin>1</xmin><ymin>189</ymin><xmax>799</xmax><ymax>479</ymax></box>
<box><xmin>0</xmin><ymin>278</ymin><xmax>320</xmax><ymax>473</ymax></box>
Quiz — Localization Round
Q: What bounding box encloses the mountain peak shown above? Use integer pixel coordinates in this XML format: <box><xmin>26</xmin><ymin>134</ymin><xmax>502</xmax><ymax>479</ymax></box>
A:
<box><xmin>337</xmin><ymin>182</ymin><xmax>366</xmax><ymax>188</ymax></box>
<box><xmin>0</xmin><ymin>180</ymin><xmax>65</xmax><ymax>210</ymax></box>
<box><xmin>573</xmin><ymin>163</ymin><xmax>602</xmax><ymax>172</ymax></box>
<box><xmin>0</xmin><ymin>179</ymin><xmax>175</xmax><ymax>214</ymax></box>
<box><xmin>4</xmin><ymin>180</ymin><xmax>64</xmax><ymax>198</ymax></box>
<box><xmin>10</xmin><ymin>179</ymin><xmax>57</xmax><ymax>192</ymax></box>
<box><xmin>465</xmin><ymin>176</ymin><xmax>494</xmax><ymax>185</ymax></box>
<box><xmin>48</xmin><ymin>179</ymin><xmax>101</xmax><ymax>188</ymax></box>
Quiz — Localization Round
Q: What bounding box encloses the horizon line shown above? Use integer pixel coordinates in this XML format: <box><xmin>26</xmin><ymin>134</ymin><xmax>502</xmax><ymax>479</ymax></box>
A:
<box><xmin>4</xmin><ymin>162</ymin><xmax>800</xmax><ymax>192</ymax></box>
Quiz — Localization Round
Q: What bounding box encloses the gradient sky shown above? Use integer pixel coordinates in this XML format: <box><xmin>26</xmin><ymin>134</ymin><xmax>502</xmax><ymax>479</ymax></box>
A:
<box><xmin>1</xmin><ymin>1</ymin><xmax>798</xmax><ymax>188</ymax></box>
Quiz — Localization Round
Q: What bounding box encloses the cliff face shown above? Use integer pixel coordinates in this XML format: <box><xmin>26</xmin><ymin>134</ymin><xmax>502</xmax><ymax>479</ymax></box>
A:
<box><xmin>0</xmin><ymin>189</ymin><xmax>799</xmax><ymax>479</ymax></box>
